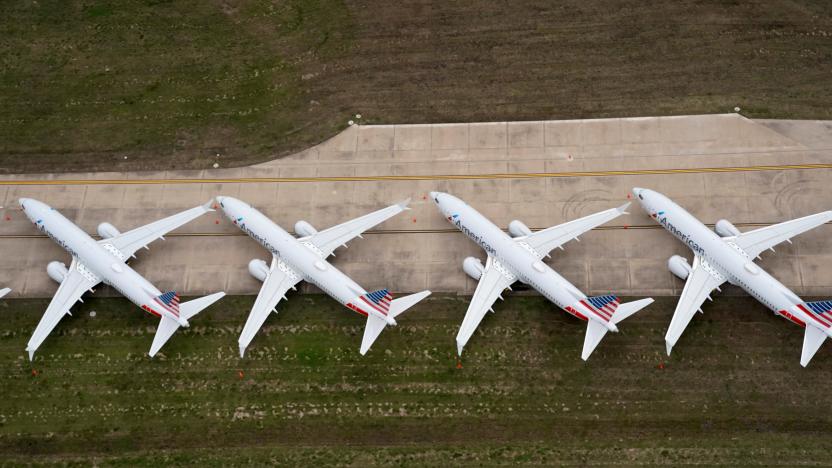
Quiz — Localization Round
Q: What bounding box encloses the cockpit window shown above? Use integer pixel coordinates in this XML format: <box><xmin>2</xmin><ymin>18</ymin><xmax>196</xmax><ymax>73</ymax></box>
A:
<box><xmin>638</xmin><ymin>193</ymin><xmax>643</xmax><ymax>200</ymax></box>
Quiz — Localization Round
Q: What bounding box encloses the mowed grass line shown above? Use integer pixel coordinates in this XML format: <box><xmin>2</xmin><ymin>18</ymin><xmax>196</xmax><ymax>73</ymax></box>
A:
<box><xmin>1</xmin><ymin>294</ymin><xmax>832</xmax><ymax>465</ymax></box>
<box><xmin>1</xmin><ymin>1</ymin><xmax>832</xmax><ymax>174</ymax></box>
<box><xmin>0</xmin><ymin>0</ymin><xmax>353</xmax><ymax>173</ymax></box>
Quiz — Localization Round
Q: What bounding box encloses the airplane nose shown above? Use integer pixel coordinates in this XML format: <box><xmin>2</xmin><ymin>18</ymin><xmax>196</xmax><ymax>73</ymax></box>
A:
<box><xmin>215</xmin><ymin>196</ymin><xmax>226</xmax><ymax>205</ymax></box>
<box><xmin>632</xmin><ymin>188</ymin><xmax>645</xmax><ymax>199</ymax></box>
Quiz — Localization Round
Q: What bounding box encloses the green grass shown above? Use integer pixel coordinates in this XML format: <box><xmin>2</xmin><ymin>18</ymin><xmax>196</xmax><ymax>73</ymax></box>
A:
<box><xmin>2</xmin><ymin>294</ymin><xmax>832</xmax><ymax>465</ymax></box>
<box><xmin>1</xmin><ymin>1</ymin><xmax>832</xmax><ymax>173</ymax></box>
<box><xmin>0</xmin><ymin>0</ymin><xmax>353</xmax><ymax>173</ymax></box>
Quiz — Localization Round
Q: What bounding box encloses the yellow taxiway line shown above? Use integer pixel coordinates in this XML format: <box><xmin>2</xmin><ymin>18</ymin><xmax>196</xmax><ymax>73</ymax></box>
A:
<box><xmin>1</xmin><ymin>163</ymin><xmax>831</xmax><ymax>186</ymax></box>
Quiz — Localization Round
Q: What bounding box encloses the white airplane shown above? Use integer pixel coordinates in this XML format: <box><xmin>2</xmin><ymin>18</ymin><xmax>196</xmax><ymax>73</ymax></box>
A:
<box><xmin>430</xmin><ymin>192</ymin><xmax>653</xmax><ymax>360</ymax></box>
<box><xmin>20</xmin><ymin>198</ymin><xmax>225</xmax><ymax>360</ymax></box>
<box><xmin>215</xmin><ymin>196</ymin><xmax>431</xmax><ymax>357</ymax></box>
<box><xmin>633</xmin><ymin>187</ymin><xmax>832</xmax><ymax>366</ymax></box>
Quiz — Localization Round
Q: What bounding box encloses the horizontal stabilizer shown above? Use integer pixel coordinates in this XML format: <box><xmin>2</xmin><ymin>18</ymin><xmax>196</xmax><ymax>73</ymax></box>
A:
<box><xmin>801</xmin><ymin>324</ymin><xmax>827</xmax><ymax>367</ymax></box>
<box><xmin>360</xmin><ymin>314</ymin><xmax>388</xmax><ymax>355</ymax></box>
<box><xmin>0</xmin><ymin>287</ymin><xmax>10</xmax><ymax>299</ymax></box>
<box><xmin>149</xmin><ymin>315</ymin><xmax>180</xmax><ymax>357</ymax></box>
<box><xmin>180</xmin><ymin>292</ymin><xmax>225</xmax><ymax>320</ymax></box>
<box><xmin>611</xmin><ymin>298</ymin><xmax>654</xmax><ymax>325</ymax></box>
<box><xmin>390</xmin><ymin>290</ymin><xmax>431</xmax><ymax>318</ymax></box>
<box><xmin>582</xmin><ymin>319</ymin><xmax>609</xmax><ymax>360</ymax></box>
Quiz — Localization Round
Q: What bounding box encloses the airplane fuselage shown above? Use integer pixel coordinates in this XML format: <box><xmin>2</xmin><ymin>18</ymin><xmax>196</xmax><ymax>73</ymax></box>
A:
<box><xmin>20</xmin><ymin>199</ymin><xmax>186</xmax><ymax>325</ymax></box>
<box><xmin>636</xmin><ymin>189</ymin><xmax>818</xmax><ymax>330</ymax></box>
<box><xmin>217</xmin><ymin>197</ymin><xmax>395</xmax><ymax>324</ymax></box>
<box><xmin>433</xmin><ymin>193</ymin><xmax>614</xmax><ymax>328</ymax></box>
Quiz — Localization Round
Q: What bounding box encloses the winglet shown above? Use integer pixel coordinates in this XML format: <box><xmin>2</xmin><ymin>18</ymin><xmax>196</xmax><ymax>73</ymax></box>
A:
<box><xmin>617</xmin><ymin>202</ymin><xmax>631</xmax><ymax>215</ymax></box>
<box><xmin>397</xmin><ymin>198</ymin><xmax>412</xmax><ymax>211</ymax></box>
<box><xmin>456</xmin><ymin>339</ymin><xmax>465</xmax><ymax>356</ymax></box>
<box><xmin>26</xmin><ymin>346</ymin><xmax>34</xmax><ymax>361</ymax></box>
<box><xmin>665</xmin><ymin>340</ymin><xmax>673</xmax><ymax>356</ymax></box>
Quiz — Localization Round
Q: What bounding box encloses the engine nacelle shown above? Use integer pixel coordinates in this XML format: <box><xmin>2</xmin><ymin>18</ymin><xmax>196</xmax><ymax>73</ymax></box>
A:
<box><xmin>714</xmin><ymin>219</ymin><xmax>740</xmax><ymax>238</ymax></box>
<box><xmin>248</xmin><ymin>259</ymin><xmax>270</xmax><ymax>282</ymax></box>
<box><xmin>668</xmin><ymin>255</ymin><xmax>692</xmax><ymax>280</ymax></box>
<box><xmin>463</xmin><ymin>257</ymin><xmax>485</xmax><ymax>281</ymax></box>
<box><xmin>47</xmin><ymin>261</ymin><xmax>69</xmax><ymax>284</ymax></box>
<box><xmin>508</xmin><ymin>220</ymin><xmax>532</xmax><ymax>238</ymax></box>
<box><xmin>97</xmin><ymin>222</ymin><xmax>121</xmax><ymax>239</ymax></box>
<box><xmin>294</xmin><ymin>220</ymin><xmax>317</xmax><ymax>237</ymax></box>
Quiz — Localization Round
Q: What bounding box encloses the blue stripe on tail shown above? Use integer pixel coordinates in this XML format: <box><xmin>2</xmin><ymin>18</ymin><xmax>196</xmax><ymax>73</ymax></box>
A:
<box><xmin>805</xmin><ymin>300</ymin><xmax>832</xmax><ymax>315</ymax></box>
<box><xmin>587</xmin><ymin>295</ymin><xmax>619</xmax><ymax>310</ymax></box>
<box><xmin>365</xmin><ymin>289</ymin><xmax>390</xmax><ymax>304</ymax></box>
<box><xmin>157</xmin><ymin>291</ymin><xmax>178</xmax><ymax>306</ymax></box>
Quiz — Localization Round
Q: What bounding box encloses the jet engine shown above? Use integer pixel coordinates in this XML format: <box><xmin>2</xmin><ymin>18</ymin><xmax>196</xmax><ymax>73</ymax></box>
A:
<box><xmin>248</xmin><ymin>259</ymin><xmax>270</xmax><ymax>282</ymax></box>
<box><xmin>47</xmin><ymin>261</ymin><xmax>69</xmax><ymax>284</ymax></box>
<box><xmin>508</xmin><ymin>220</ymin><xmax>532</xmax><ymax>238</ymax></box>
<box><xmin>294</xmin><ymin>220</ymin><xmax>317</xmax><ymax>237</ymax></box>
<box><xmin>463</xmin><ymin>257</ymin><xmax>485</xmax><ymax>281</ymax></box>
<box><xmin>714</xmin><ymin>219</ymin><xmax>740</xmax><ymax>238</ymax></box>
<box><xmin>668</xmin><ymin>255</ymin><xmax>692</xmax><ymax>280</ymax></box>
<box><xmin>97</xmin><ymin>222</ymin><xmax>121</xmax><ymax>239</ymax></box>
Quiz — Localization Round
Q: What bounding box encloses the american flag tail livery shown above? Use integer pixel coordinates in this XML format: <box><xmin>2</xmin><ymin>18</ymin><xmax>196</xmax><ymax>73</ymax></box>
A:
<box><xmin>359</xmin><ymin>290</ymin><xmax>432</xmax><ymax>355</ymax></box>
<box><xmin>359</xmin><ymin>289</ymin><xmax>393</xmax><ymax>316</ymax></box>
<box><xmin>797</xmin><ymin>301</ymin><xmax>832</xmax><ymax>329</ymax></box>
<box><xmin>154</xmin><ymin>291</ymin><xmax>181</xmax><ymax>317</ymax></box>
<box><xmin>584</xmin><ymin>295</ymin><xmax>620</xmax><ymax>322</ymax></box>
<box><xmin>581</xmin><ymin>296</ymin><xmax>654</xmax><ymax>361</ymax></box>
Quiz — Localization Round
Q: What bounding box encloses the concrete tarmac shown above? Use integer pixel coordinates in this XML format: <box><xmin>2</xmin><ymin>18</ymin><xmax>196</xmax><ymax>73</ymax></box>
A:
<box><xmin>1</xmin><ymin>114</ymin><xmax>831</xmax><ymax>299</ymax></box>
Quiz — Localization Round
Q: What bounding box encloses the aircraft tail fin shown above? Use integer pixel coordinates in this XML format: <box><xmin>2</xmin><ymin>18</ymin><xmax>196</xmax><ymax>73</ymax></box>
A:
<box><xmin>148</xmin><ymin>292</ymin><xmax>225</xmax><ymax>357</ymax></box>
<box><xmin>359</xmin><ymin>289</ymin><xmax>392</xmax><ymax>315</ymax></box>
<box><xmin>800</xmin><ymin>301</ymin><xmax>832</xmax><ymax>327</ymax></box>
<box><xmin>153</xmin><ymin>291</ymin><xmax>181</xmax><ymax>316</ymax></box>
<box><xmin>581</xmin><ymin>297</ymin><xmax>653</xmax><ymax>361</ymax></box>
<box><xmin>796</xmin><ymin>301</ymin><xmax>832</xmax><ymax>366</ymax></box>
<box><xmin>357</xmin><ymin>291</ymin><xmax>430</xmax><ymax>355</ymax></box>
<box><xmin>585</xmin><ymin>295</ymin><xmax>621</xmax><ymax>321</ymax></box>
<box><xmin>180</xmin><ymin>292</ymin><xmax>225</xmax><ymax>320</ymax></box>
<box><xmin>389</xmin><ymin>290</ymin><xmax>431</xmax><ymax>318</ymax></box>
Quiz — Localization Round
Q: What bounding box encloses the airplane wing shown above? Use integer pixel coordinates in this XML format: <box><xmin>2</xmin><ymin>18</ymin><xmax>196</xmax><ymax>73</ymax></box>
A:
<box><xmin>305</xmin><ymin>199</ymin><xmax>410</xmax><ymax>257</ymax></box>
<box><xmin>665</xmin><ymin>255</ymin><xmax>726</xmax><ymax>356</ymax></box>
<box><xmin>99</xmin><ymin>202</ymin><xmax>213</xmax><ymax>260</ymax></box>
<box><xmin>456</xmin><ymin>255</ymin><xmax>517</xmax><ymax>355</ymax></box>
<box><xmin>26</xmin><ymin>258</ymin><xmax>100</xmax><ymax>360</ymax></box>
<box><xmin>732</xmin><ymin>211</ymin><xmax>832</xmax><ymax>259</ymax></box>
<box><xmin>238</xmin><ymin>256</ymin><xmax>302</xmax><ymax>357</ymax></box>
<box><xmin>520</xmin><ymin>203</ymin><xmax>629</xmax><ymax>259</ymax></box>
